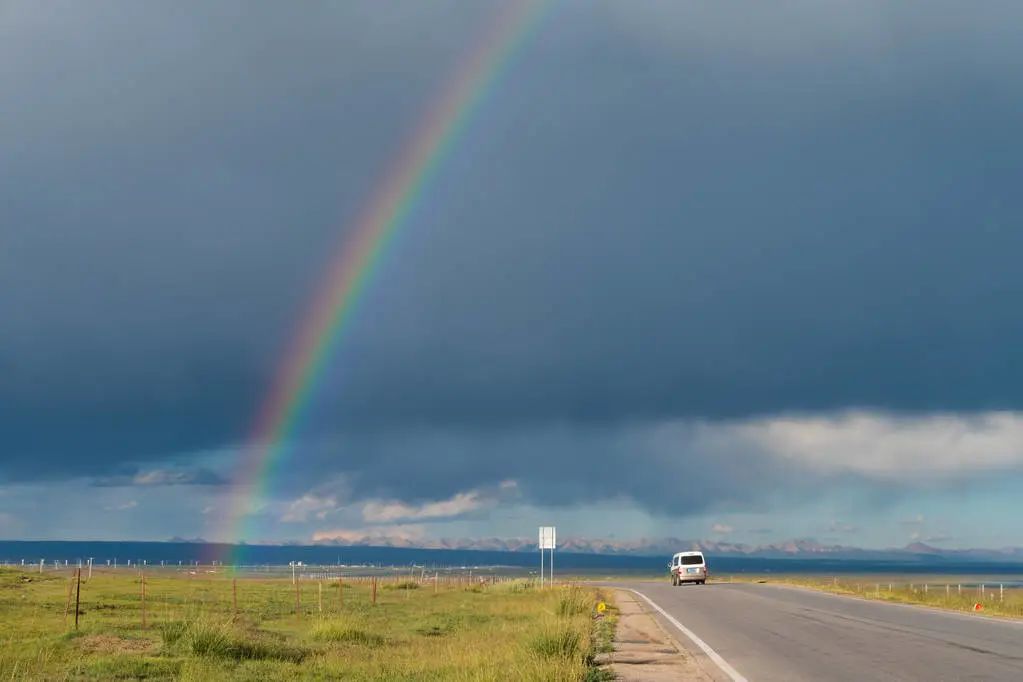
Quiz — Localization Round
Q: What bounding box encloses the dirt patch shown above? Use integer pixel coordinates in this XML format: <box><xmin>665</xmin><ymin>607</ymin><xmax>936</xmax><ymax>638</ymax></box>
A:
<box><xmin>77</xmin><ymin>634</ymin><xmax>156</xmax><ymax>654</ymax></box>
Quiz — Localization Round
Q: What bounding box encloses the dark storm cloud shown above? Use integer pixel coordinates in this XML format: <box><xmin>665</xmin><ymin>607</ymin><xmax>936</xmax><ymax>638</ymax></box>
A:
<box><xmin>4</xmin><ymin>0</ymin><xmax>1023</xmax><ymax>499</ymax></box>
<box><xmin>271</xmin><ymin>422</ymin><xmax>828</xmax><ymax>520</ymax></box>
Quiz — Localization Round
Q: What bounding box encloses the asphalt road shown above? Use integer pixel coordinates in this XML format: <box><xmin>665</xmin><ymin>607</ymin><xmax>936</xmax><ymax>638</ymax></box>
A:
<box><xmin>615</xmin><ymin>581</ymin><xmax>1023</xmax><ymax>681</ymax></box>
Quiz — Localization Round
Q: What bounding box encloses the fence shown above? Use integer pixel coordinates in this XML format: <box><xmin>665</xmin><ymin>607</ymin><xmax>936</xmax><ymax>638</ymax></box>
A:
<box><xmin>4</xmin><ymin>564</ymin><xmax>535</xmax><ymax>633</ymax></box>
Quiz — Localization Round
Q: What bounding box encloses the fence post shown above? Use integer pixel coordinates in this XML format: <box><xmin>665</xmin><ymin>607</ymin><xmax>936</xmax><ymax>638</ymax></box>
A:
<box><xmin>435</xmin><ymin>572</ymin><xmax>439</xmax><ymax>594</ymax></box>
<box><xmin>141</xmin><ymin>572</ymin><xmax>147</xmax><ymax>629</ymax></box>
<box><xmin>233</xmin><ymin>578</ymin><xmax>238</xmax><ymax>617</ymax></box>
<box><xmin>295</xmin><ymin>580</ymin><xmax>301</xmax><ymax>618</ymax></box>
<box><xmin>372</xmin><ymin>577</ymin><xmax>377</xmax><ymax>606</ymax></box>
<box><xmin>318</xmin><ymin>581</ymin><xmax>323</xmax><ymax>613</ymax></box>
<box><xmin>338</xmin><ymin>577</ymin><xmax>343</xmax><ymax>611</ymax></box>
<box><xmin>64</xmin><ymin>575</ymin><xmax>75</xmax><ymax>624</ymax></box>
<box><xmin>1000</xmin><ymin>584</ymin><xmax>1004</xmax><ymax>602</ymax></box>
<box><xmin>74</xmin><ymin>568</ymin><xmax>82</xmax><ymax>630</ymax></box>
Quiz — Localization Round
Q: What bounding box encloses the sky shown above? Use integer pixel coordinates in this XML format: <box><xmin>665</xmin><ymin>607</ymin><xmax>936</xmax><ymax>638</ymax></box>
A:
<box><xmin>3</xmin><ymin>0</ymin><xmax>1023</xmax><ymax>550</ymax></box>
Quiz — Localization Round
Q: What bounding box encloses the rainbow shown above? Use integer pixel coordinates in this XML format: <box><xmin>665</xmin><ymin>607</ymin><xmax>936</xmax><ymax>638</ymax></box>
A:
<box><xmin>218</xmin><ymin>0</ymin><xmax>549</xmax><ymax>560</ymax></box>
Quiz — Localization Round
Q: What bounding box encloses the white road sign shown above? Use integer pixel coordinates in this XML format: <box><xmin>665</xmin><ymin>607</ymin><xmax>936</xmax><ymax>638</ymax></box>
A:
<box><xmin>539</xmin><ymin>526</ymin><xmax>556</xmax><ymax>550</ymax></box>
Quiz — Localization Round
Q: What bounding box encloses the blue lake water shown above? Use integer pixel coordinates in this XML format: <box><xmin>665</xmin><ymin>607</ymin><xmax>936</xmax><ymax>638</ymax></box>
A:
<box><xmin>3</xmin><ymin>540</ymin><xmax>1023</xmax><ymax>580</ymax></box>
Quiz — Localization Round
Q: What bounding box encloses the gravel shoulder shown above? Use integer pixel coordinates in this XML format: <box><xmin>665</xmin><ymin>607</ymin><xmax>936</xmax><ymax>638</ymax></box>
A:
<box><xmin>601</xmin><ymin>588</ymin><xmax>713</xmax><ymax>681</ymax></box>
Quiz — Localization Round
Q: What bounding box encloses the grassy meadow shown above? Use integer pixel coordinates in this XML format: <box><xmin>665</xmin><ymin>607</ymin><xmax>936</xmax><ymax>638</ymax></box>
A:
<box><xmin>0</xmin><ymin>568</ymin><xmax>615</xmax><ymax>681</ymax></box>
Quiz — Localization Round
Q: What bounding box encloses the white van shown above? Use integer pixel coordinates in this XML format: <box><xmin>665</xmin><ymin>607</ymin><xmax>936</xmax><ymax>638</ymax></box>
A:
<box><xmin>669</xmin><ymin>551</ymin><xmax>707</xmax><ymax>585</ymax></box>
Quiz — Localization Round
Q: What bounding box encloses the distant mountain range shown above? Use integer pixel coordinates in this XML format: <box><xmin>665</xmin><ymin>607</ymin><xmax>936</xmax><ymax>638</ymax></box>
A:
<box><xmin>305</xmin><ymin>534</ymin><xmax>1023</xmax><ymax>562</ymax></box>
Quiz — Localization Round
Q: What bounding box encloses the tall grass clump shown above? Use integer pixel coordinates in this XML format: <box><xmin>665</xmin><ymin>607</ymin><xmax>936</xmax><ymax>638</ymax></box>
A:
<box><xmin>529</xmin><ymin>625</ymin><xmax>582</xmax><ymax>659</ymax></box>
<box><xmin>186</xmin><ymin>620</ymin><xmax>232</xmax><ymax>658</ymax></box>
<box><xmin>159</xmin><ymin>621</ymin><xmax>190</xmax><ymax>647</ymax></box>
<box><xmin>557</xmin><ymin>588</ymin><xmax>591</xmax><ymax>616</ymax></box>
<box><xmin>183</xmin><ymin>619</ymin><xmax>306</xmax><ymax>662</ymax></box>
<box><xmin>310</xmin><ymin>620</ymin><xmax>385</xmax><ymax>647</ymax></box>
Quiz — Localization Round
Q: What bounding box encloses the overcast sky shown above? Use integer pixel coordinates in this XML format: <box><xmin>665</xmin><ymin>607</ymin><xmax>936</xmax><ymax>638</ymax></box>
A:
<box><xmin>4</xmin><ymin>0</ymin><xmax>1023</xmax><ymax>549</ymax></box>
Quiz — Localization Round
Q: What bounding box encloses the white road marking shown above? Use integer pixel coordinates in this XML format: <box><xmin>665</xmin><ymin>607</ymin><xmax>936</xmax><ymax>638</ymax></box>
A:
<box><xmin>629</xmin><ymin>588</ymin><xmax>749</xmax><ymax>682</ymax></box>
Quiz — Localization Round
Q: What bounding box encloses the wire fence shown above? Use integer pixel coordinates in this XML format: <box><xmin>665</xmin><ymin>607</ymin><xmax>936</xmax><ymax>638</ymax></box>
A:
<box><xmin>4</xmin><ymin>563</ymin><xmax>537</xmax><ymax>634</ymax></box>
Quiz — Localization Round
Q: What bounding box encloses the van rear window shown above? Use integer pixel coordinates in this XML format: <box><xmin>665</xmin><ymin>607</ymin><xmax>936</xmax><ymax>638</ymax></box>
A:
<box><xmin>681</xmin><ymin>555</ymin><xmax>703</xmax><ymax>565</ymax></box>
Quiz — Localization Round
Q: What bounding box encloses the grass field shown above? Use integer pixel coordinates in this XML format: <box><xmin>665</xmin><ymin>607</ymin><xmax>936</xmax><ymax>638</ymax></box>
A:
<box><xmin>719</xmin><ymin>574</ymin><xmax>1023</xmax><ymax>619</ymax></box>
<box><xmin>0</xmin><ymin>568</ymin><xmax>614</xmax><ymax>680</ymax></box>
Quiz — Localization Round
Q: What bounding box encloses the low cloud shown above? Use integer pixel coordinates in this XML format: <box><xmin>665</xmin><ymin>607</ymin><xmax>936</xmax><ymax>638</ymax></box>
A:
<box><xmin>104</xmin><ymin>500</ymin><xmax>138</xmax><ymax>511</ymax></box>
<box><xmin>354</xmin><ymin>481</ymin><xmax>519</xmax><ymax>525</ymax></box>
<box><xmin>312</xmin><ymin>525</ymin><xmax>426</xmax><ymax>545</ymax></box>
<box><xmin>711</xmin><ymin>523</ymin><xmax>734</xmax><ymax>535</ymax></box>
<box><xmin>281</xmin><ymin>494</ymin><xmax>338</xmax><ymax>524</ymax></box>
<box><xmin>362</xmin><ymin>490</ymin><xmax>487</xmax><ymax>524</ymax></box>
<box><xmin>93</xmin><ymin>468</ymin><xmax>225</xmax><ymax>487</ymax></box>
<box><xmin>738</xmin><ymin>412</ymin><xmax>1023</xmax><ymax>481</ymax></box>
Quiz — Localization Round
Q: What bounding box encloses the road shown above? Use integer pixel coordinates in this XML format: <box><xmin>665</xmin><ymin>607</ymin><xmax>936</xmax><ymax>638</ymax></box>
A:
<box><xmin>613</xmin><ymin>580</ymin><xmax>1023</xmax><ymax>681</ymax></box>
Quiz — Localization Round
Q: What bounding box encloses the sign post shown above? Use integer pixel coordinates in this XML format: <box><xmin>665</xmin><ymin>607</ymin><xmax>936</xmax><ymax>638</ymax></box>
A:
<box><xmin>538</xmin><ymin>526</ymin><xmax>556</xmax><ymax>588</ymax></box>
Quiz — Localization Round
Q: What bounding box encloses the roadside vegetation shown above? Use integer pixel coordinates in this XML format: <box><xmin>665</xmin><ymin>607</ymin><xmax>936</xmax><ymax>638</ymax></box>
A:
<box><xmin>0</xmin><ymin>568</ymin><xmax>613</xmax><ymax>680</ymax></box>
<box><xmin>722</xmin><ymin>575</ymin><xmax>1023</xmax><ymax>619</ymax></box>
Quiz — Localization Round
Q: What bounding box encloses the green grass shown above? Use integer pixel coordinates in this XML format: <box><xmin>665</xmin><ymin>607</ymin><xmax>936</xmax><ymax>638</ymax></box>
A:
<box><xmin>0</xmin><ymin>568</ymin><xmax>610</xmax><ymax>680</ymax></box>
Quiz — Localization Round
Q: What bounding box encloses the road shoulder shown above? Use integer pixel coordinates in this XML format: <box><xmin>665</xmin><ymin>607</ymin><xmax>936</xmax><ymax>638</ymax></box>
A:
<box><xmin>601</xmin><ymin>588</ymin><xmax>712</xmax><ymax>681</ymax></box>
